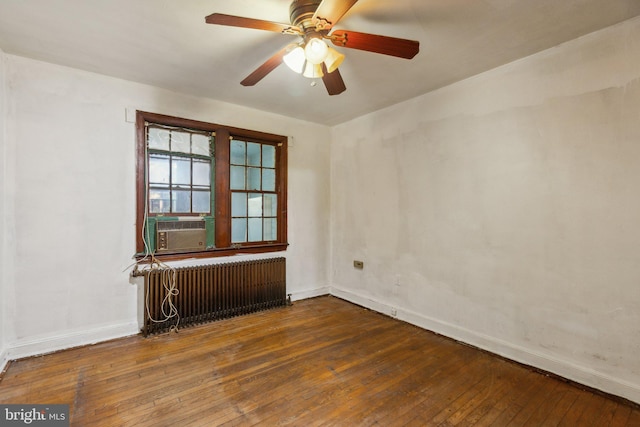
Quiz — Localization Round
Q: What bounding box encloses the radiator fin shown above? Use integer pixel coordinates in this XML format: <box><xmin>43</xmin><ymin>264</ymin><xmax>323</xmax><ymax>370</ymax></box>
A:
<box><xmin>144</xmin><ymin>257</ymin><xmax>287</xmax><ymax>336</ymax></box>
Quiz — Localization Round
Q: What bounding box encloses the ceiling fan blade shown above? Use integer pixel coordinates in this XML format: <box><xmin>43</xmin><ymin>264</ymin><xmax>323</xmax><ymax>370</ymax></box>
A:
<box><xmin>205</xmin><ymin>13</ymin><xmax>301</xmax><ymax>34</ymax></box>
<box><xmin>330</xmin><ymin>30</ymin><xmax>419</xmax><ymax>59</ymax></box>
<box><xmin>321</xmin><ymin>64</ymin><xmax>346</xmax><ymax>96</ymax></box>
<box><xmin>313</xmin><ymin>0</ymin><xmax>359</xmax><ymax>29</ymax></box>
<box><xmin>240</xmin><ymin>46</ymin><xmax>288</xmax><ymax>87</ymax></box>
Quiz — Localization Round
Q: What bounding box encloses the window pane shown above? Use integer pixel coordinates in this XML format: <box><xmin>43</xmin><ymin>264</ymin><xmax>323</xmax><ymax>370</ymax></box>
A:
<box><xmin>248</xmin><ymin>218</ymin><xmax>262</xmax><ymax>242</ymax></box>
<box><xmin>230</xmin><ymin>140</ymin><xmax>246</xmax><ymax>165</ymax></box>
<box><xmin>172</xmin><ymin>157</ymin><xmax>191</xmax><ymax>185</ymax></box>
<box><xmin>148</xmin><ymin>128</ymin><xmax>170</xmax><ymax>151</ymax></box>
<box><xmin>172</xmin><ymin>190</ymin><xmax>191</xmax><ymax>213</ymax></box>
<box><xmin>149</xmin><ymin>154</ymin><xmax>170</xmax><ymax>184</ymax></box>
<box><xmin>231</xmin><ymin>192</ymin><xmax>247</xmax><ymax>217</ymax></box>
<box><xmin>262</xmin><ymin>169</ymin><xmax>275</xmax><ymax>191</ymax></box>
<box><xmin>192</xmin><ymin>134</ymin><xmax>210</xmax><ymax>156</ymax></box>
<box><xmin>230</xmin><ymin>166</ymin><xmax>245</xmax><ymax>190</ymax></box>
<box><xmin>264</xmin><ymin>218</ymin><xmax>277</xmax><ymax>241</ymax></box>
<box><xmin>192</xmin><ymin>191</ymin><xmax>210</xmax><ymax>213</ymax></box>
<box><xmin>247</xmin><ymin>142</ymin><xmax>261</xmax><ymax>166</ymax></box>
<box><xmin>247</xmin><ymin>193</ymin><xmax>263</xmax><ymax>217</ymax></box>
<box><xmin>262</xmin><ymin>145</ymin><xmax>275</xmax><ymax>168</ymax></box>
<box><xmin>149</xmin><ymin>189</ymin><xmax>170</xmax><ymax>213</ymax></box>
<box><xmin>247</xmin><ymin>167</ymin><xmax>261</xmax><ymax>191</ymax></box>
<box><xmin>193</xmin><ymin>160</ymin><xmax>210</xmax><ymax>186</ymax></box>
<box><xmin>264</xmin><ymin>194</ymin><xmax>277</xmax><ymax>217</ymax></box>
<box><xmin>231</xmin><ymin>219</ymin><xmax>247</xmax><ymax>243</ymax></box>
<box><xmin>171</xmin><ymin>131</ymin><xmax>191</xmax><ymax>154</ymax></box>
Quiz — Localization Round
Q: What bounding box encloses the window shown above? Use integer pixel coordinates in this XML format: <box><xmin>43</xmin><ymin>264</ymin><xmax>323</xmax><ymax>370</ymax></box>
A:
<box><xmin>230</xmin><ymin>140</ymin><xmax>278</xmax><ymax>243</ymax></box>
<box><xmin>136</xmin><ymin>111</ymin><xmax>288</xmax><ymax>260</ymax></box>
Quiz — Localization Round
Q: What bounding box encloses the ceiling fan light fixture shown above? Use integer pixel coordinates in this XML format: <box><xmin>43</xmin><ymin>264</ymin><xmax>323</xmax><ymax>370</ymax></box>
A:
<box><xmin>304</xmin><ymin>37</ymin><xmax>329</xmax><ymax>64</ymax></box>
<box><xmin>324</xmin><ymin>47</ymin><xmax>345</xmax><ymax>73</ymax></box>
<box><xmin>302</xmin><ymin>61</ymin><xmax>324</xmax><ymax>79</ymax></box>
<box><xmin>205</xmin><ymin>0</ymin><xmax>420</xmax><ymax>94</ymax></box>
<box><xmin>283</xmin><ymin>44</ymin><xmax>306</xmax><ymax>74</ymax></box>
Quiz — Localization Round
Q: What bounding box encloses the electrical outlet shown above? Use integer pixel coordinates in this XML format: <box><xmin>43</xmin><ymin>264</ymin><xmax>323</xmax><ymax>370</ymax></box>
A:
<box><xmin>353</xmin><ymin>260</ymin><xmax>364</xmax><ymax>269</ymax></box>
<box><xmin>391</xmin><ymin>308</ymin><xmax>397</xmax><ymax>317</ymax></box>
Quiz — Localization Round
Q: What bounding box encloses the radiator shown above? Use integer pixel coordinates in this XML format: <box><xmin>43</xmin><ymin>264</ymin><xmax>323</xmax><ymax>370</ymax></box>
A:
<box><xmin>143</xmin><ymin>257</ymin><xmax>287</xmax><ymax>336</ymax></box>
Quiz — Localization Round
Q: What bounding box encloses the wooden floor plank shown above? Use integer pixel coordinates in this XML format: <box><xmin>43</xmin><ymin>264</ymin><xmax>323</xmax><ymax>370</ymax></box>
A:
<box><xmin>609</xmin><ymin>404</ymin><xmax>633</xmax><ymax>426</ymax></box>
<box><xmin>510</xmin><ymin>377</ymin><xmax>563</xmax><ymax>425</ymax></box>
<box><xmin>590</xmin><ymin>399</ymin><xmax>623</xmax><ymax>427</ymax></box>
<box><xmin>477</xmin><ymin>371</ymin><xmax>547</xmax><ymax>426</ymax></box>
<box><xmin>557</xmin><ymin>390</ymin><xmax>599</xmax><ymax>426</ymax></box>
<box><xmin>1</xmin><ymin>296</ymin><xmax>638</xmax><ymax>426</ymax></box>
<box><xmin>458</xmin><ymin>364</ymin><xmax>533</xmax><ymax>426</ymax></box>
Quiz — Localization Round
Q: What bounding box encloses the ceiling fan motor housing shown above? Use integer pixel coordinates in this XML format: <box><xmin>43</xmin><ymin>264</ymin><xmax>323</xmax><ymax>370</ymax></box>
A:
<box><xmin>289</xmin><ymin>0</ymin><xmax>322</xmax><ymax>29</ymax></box>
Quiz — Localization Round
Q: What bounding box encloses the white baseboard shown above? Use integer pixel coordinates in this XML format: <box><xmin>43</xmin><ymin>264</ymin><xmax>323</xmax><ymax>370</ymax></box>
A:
<box><xmin>2</xmin><ymin>287</ymin><xmax>330</xmax><ymax>364</ymax></box>
<box><xmin>330</xmin><ymin>285</ymin><xmax>640</xmax><ymax>405</ymax></box>
<box><xmin>0</xmin><ymin>346</ymin><xmax>9</xmax><ymax>376</ymax></box>
<box><xmin>6</xmin><ymin>321</ymin><xmax>139</xmax><ymax>361</ymax></box>
<box><xmin>6</xmin><ymin>286</ymin><xmax>637</xmax><ymax>404</ymax></box>
<box><xmin>290</xmin><ymin>286</ymin><xmax>330</xmax><ymax>302</ymax></box>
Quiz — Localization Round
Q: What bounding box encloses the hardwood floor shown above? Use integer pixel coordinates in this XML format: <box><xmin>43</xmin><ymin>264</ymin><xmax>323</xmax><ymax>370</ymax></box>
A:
<box><xmin>1</xmin><ymin>296</ymin><xmax>639</xmax><ymax>426</ymax></box>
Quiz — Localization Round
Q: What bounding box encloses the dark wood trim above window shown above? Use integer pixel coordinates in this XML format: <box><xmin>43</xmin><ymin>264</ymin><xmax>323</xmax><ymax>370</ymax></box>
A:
<box><xmin>135</xmin><ymin>111</ymin><xmax>288</xmax><ymax>261</ymax></box>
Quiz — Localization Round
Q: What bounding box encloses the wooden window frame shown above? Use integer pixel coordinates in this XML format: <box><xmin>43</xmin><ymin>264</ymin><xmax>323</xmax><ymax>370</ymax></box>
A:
<box><xmin>135</xmin><ymin>111</ymin><xmax>288</xmax><ymax>261</ymax></box>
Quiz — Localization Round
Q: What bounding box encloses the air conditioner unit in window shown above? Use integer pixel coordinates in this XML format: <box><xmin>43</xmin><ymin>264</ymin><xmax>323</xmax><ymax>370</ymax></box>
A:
<box><xmin>156</xmin><ymin>220</ymin><xmax>207</xmax><ymax>254</ymax></box>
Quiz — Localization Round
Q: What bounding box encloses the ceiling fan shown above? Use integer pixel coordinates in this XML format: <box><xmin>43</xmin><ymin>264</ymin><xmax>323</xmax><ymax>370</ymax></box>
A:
<box><xmin>205</xmin><ymin>0</ymin><xmax>420</xmax><ymax>95</ymax></box>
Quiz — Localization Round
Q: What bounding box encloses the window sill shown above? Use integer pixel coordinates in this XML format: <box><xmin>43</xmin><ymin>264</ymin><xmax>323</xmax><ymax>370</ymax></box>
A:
<box><xmin>134</xmin><ymin>243</ymin><xmax>289</xmax><ymax>263</ymax></box>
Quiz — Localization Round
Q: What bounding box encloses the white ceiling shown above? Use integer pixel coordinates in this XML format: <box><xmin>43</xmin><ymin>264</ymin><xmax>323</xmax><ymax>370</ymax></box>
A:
<box><xmin>1</xmin><ymin>0</ymin><xmax>639</xmax><ymax>126</ymax></box>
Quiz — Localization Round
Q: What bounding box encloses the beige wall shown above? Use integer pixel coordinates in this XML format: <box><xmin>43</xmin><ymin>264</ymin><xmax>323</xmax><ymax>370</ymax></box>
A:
<box><xmin>330</xmin><ymin>17</ymin><xmax>640</xmax><ymax>403</ymax></box>
<box><xmin>0</xmin><ymin>48</ymin><xmax>7</xmax><ymax>369</ymax></box>
<box><xmin>2</xmin><ymin>55</ymin><xmax>331</xmax><ymax>360</ymax></box>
